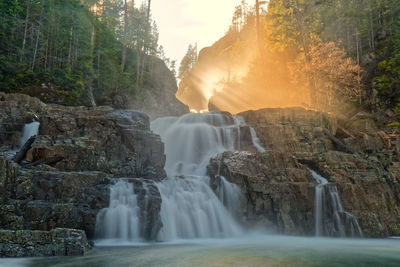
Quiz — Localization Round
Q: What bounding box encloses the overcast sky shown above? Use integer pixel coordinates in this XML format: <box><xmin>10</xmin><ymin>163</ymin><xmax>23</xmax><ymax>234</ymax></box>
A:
<box><xmin>152</xmin><ymin>0</ymin><xmax>250</xmax><ymax>64</ymax></box>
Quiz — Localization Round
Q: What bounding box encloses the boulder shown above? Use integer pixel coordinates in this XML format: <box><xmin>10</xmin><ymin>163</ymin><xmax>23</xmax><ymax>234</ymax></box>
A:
<box><xmin>0</xmin><ymin>228</ymin><xmax>91</xmax><ymax>257</ymax></box>
<box><xmin>208</xmin><ymin>151</ymin><xmax>316</xmax><ymax>235</ymax></box>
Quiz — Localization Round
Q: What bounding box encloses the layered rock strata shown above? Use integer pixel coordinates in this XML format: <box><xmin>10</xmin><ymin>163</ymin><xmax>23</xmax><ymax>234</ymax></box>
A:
<box><xmin>0</xmin><ymin>93</ymin><xmax>166</xmax><ymax>256</ymax></box>
<box><xmin>208</xmin><ymin>108</ymin><xmax>400</xmax><ymax>237</ymax></box>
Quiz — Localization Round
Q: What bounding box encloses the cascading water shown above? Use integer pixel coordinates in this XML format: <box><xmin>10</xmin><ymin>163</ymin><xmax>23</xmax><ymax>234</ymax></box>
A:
<box><xmin>151</xmin><ymin>113</ymin><xmax>253</xmax><ymax>240</ymax></box>
<box><xmin>96</xmin><ymin>112</ymin><xmax>266</xmax><ymax>242</ymax></box>
<box><xmin>19</xmin><ymin>121</ymin><xmax>40</xmax><ymax>147</ymax></box>
<box><xmin>215</xmin><ymin>175</ymin><xmax>242</xmax><ymax>221</ymax></box>
<box><xmin>309</xmin><ymin>169</ymin><xmax>363</xmax><ymax>237</ymax></box>
<box><xmin>95</xmin><ymin>180</ymin><xmax>141</xmax><ymax>242</ymax></box>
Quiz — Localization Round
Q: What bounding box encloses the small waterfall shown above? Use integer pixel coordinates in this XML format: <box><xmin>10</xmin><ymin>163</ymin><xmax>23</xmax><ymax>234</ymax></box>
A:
<box><xmin>151</xmin><ymin>113</ymin><xmax>242</xmax><ymax>177</ymax></box>
<box><xmin>216</xmin><ymin>176</ymin><xmax>242</xmax><ymax>220</ymax></box>
<box><xmin>250</xmin><ymin>128</ymin><xmax>266</xmax><ymax>152</ymax></box>
<box><xmin>156</xmin><ymin>175</ymin><xmax>242</xmax><ymax>240</ymax></box>
<box><xmin>96</xmin><ymin>112</ymin><xmax>267</xmax><ymax>242</ymax></box>
<box><xmin>19</xmin><ymin>121</ymin><xmax>40</xmax><ymax>147</ymax></box>
<box><xmin>151</xmin><ymin>113</ymin><xmax>256</xmax><ymax>240</ymax></box>
<box><xmin>95</xmin><ymin>180</ymin><xmax>141</xmax><ymax>242</ymax></box>
<box><xmin>310</xmin><ymin>169</ymin><xmax>363</xmax><ymax>237</ymax></box>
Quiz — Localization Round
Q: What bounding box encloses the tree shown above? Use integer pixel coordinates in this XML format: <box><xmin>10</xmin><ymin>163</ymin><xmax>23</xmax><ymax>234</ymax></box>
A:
<box><xmin>178</xmin><ymin>44</ymin><xmax>197</xmax><ymax>79</ymax></box>
<box><xmin>292</xmin><ymin>38</ymin><xmax>363</xmax><ymax>110</ymax></box>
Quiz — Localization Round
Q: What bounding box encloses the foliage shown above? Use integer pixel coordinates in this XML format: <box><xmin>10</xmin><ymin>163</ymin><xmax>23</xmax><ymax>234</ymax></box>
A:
<box><xmin>178</xmin><ymin>44</ymin><xmax>198</xmax><ymax>80</ymax></box>
<box><xmin>0</xmin><ymin>0</ymin><xmax>172</xmax><ymax>105</ymax></box>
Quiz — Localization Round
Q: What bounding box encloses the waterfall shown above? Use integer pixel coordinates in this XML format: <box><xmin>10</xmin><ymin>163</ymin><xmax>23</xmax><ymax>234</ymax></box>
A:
<box><xmin>96</xmin><ymin>112</ymin><xmax>266</xmax><ymax>242</ymax></box>
<box><xmin>95</xmin><ymin>180</ymin><xmax>141</xmax><ymax>242</ymax></box>
<box><xmin>216</xmin><ymin>176</ymin><xmax>242</xmax><ymax>220</ymax></box>
<box><xmin>151</xmin><ymin>113</ymin><xmax>241</xmax><ymax>177</ymax></box>
<box><xmin>19</xmin><ymin>121</ymin><xmax>40</xmax><ymax>147</ymax></box>
<box><xmin>250</xmin><ymin>128</ymin><xmax>266</xmax><ymax>152</ymax></box>
<box><xmin>309</xmin><ymin>169</ymin><xmax>363</xmax><ymax>237</ymax></box>
<box><xmin>156</xmin><ymin>175</ymin><xmax>242</xmax><ymax>240</ymax></box>
<box><xmin>151</xmin><ymin>112</ymin><xmax>260</xmax><ymax>240</ymax></box>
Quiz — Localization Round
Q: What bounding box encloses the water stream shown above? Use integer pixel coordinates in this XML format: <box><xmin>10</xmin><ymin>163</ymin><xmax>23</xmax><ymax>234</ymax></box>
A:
<box><xmin>309</xmin><ymin>169</ymin><xmax>363</xmax><ymax>237</ymax></box>
<box><xmin>151</xmin><ymin>113</ymin><xmax>251</xmax><ymax>240</ymax></box>
<box><xmin>19</xmin><ymin>121</ymin><xmax>40</xmax><ymax>147</ymax></box>
<box><xmin>96</xmin><ymin>113</ymin><xmax>265</xmax><ymax>242</ymax></box>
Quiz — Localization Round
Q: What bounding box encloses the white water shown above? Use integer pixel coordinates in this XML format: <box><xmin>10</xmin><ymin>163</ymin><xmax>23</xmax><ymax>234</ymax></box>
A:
<box><xmin>19</xmin><ymin>121</ymin><xmax>40</xmax><ymax>147</ymax></box>
<box><xmin>310</xmin><ymin>169</ymin><xmax>363</xmax><ymax>237</ymax></box>
<box><xmin>151</xmin><ymin>113</ymin><xmax>251</xmax><ymax>240</ymax></box>
<box><xmin>250</xmin><ymin>127</ymin><xmax>266</xmax><ymax>152</ymax></box>
<box><xmin>96</xmin><ymin>112</ymin><xmax>265</xmax><ymax>242</ymax></box>
<box><xmin>216</xmin><ymin>176</ymin><xmax>242</xmax><ymax>220</ymax></box>
<box><xmin>156</xmin><ymin>175</ymin><xmax>242</xmax><ymax>240</ymax></box>
<box><xmin>95</xmin><ymin>180</ymin><xmax>141</xmax><ymax>242</ymax></box>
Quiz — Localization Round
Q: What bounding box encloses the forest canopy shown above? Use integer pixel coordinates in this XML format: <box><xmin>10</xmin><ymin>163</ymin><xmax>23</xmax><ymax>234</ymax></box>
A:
<box><xmin>0</xmin><ymin>0</ymin><xmax>174</xmax><ymax>105</ymax></box>
<box><xmin>177</xmin><ymin>0</ymin><xmax>400</xmax><ymax>115</ymax></box>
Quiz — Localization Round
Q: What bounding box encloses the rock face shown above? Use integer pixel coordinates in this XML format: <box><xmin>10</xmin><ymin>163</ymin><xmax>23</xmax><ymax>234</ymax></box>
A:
<box><xmin>105</xmin><ymin>57</ymin><xmax>189</xmax><ymax>119</ymax></box>
<box><xmin>208</xmin><ymin>108</ymin><xmax>400</xmax><ymax>237</ymax></box>
<box><xmin>0</xmin><ymin>92</ymin><xmax>166</xmax><ymax>256</ymax></box>
<box><xmin>0</xmin><ymin>228</ymin><xmax>91</xmax><ymax>257</ymax></box>
<box><xmin>239</xmin><ymin>108</ymin><xmax>337</xmax><ymax>156</ymax></box>
<box><xmin>208</xmin><ymin>151</ymin><xmax>315</xmax><ymax>235</ymax></box>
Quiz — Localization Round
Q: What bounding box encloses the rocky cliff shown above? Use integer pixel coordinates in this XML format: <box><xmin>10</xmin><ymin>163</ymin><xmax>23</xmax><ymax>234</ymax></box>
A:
<box><xmin>208</xmin><ymin>108</ymin><xmax>400</xmax><ymax>237</ymax></box>
<box><xmin>104</xmin><ymin>57</ymin><xmax>189</xmax><ymax>119</ymax></box>
<box><xmin>0</xmin><ymin>92</ymin><xmax>166</xmax><ymax>256</ymax></box>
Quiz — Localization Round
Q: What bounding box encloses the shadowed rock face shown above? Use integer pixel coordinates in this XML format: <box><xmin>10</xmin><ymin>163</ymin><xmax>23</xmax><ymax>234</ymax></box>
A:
<box><xmin>208</xmin><ymin>151</ymin><xmax>316</xmax><ymax>235</ymax></box>
<box><xmin>0</xmin><ymin>93</ymin><xmax>165</xmax><ymax>249</ymax></box>
<box><xmin>0</xmin><ymin>228</ymin><xmax>91</xmax><ymax>257</ymax></box>
<box><xmin>208</xmin><ymin>108</ymin><xmax>400</xmax><ymax>237</ymax></box>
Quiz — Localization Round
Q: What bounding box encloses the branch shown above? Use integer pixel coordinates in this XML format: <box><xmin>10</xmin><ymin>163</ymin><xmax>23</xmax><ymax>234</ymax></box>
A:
<box><xmin>12</xmin><ymin>135</ymin><xmax>36</xmax><ymax>164</ymax></box>
<box><xmin>22</xmin><ymin>156</ymin><xmax>64</xmax><ymax>168</ymax></box>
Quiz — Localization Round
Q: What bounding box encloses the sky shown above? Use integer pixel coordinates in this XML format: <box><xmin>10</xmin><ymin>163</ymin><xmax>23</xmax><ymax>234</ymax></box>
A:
<box><xmin>152</xmin><ymin>0</ymin><xmax>250</xmax><ymax>64</ymax></box>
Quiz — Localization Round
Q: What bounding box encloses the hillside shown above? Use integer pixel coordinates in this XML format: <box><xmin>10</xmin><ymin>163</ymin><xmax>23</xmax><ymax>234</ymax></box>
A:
<box><xmin>0</xmin><ymin>0</ymin><xmax>188</xmax><ymax>118</ymax></box>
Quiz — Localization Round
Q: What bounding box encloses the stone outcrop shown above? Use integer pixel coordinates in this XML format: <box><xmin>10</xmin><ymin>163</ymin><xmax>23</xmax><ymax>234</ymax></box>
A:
<box><xmin>208</xmin><ymin>151</ymin><xmax>315</xmax><ymax>235</ymax></box>
<box><xmin>0</xmin><ymin>228</ymin><xmax>91</xmax><ymax>257</ymax></box>
<box><xmin>208</xmin><ymin>108</ymin><xmax>400</xmax><ymax>237</ymax></box>
<box><xmin>104</xmin><ymin>57</ymin><xmax>189</xmax><ymax>119</ymax></box>
<box><xmin>0</xmin><ymin>92</ymin><xmax>166</xmax><ymax>179</ymax></box>
<box><xmin>0</xmin><ymin>93</ymin><xmax>166</xmax><ymax>256</ymax></box>
<box><xmin>308</xmin><ymin>151</ymin><xmax>400</xmax><ymax>237</ymax></box>
<box><xmin>239</xmin><ymin>108</ymin><xmax>338</xmax><ymax>156</ymax></box>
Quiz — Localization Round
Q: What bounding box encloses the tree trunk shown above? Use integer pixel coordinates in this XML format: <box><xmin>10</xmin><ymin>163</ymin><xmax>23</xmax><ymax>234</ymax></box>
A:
<box><xmin>120</xmin><ymin>0</ymin><xmax>128</xmax><ymax>75</ymax></box>
<box><xmin>31</xmin><ymin>0</ymin><xmax>44</xmax><ymax>71</ymax></box>
<box><xmin>12</xmin><ymin>136</ymin><xmax>36</xmax><ymax>164</ymax></box>
<box><xmin>21</xmin><ymin>0</ymin><xmax>31</xmax><ymax>62</ymax></box>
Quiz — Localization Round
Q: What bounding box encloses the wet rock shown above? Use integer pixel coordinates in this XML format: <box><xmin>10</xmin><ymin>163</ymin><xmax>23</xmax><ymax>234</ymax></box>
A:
<box><xmin>308</xmin><ymin>151</ymin><xmax>400</xmax><ymax>237</ymax></box>
<box><xmin>0</xmin><ymin>157</ymin><xmax>19</xmax><ymax>202</ymax></box>
<box><xmin>208</xmin><ymin>151</ymin><xmax>316</xmax><ymax>235</ymax></box>
<box><xmin>239</xmin><ymin>108</ymin><xmax>337</xmax><ymax>156</ymax></box>
<box><xmin>0</xmin><ymin>228</ymin><xmax>91</xmax><ymax>257</ymax></box>
<box><xmin>126</xmin><ymin>179</ymin><xmax>163</xmax><ymax>240</ymax></box>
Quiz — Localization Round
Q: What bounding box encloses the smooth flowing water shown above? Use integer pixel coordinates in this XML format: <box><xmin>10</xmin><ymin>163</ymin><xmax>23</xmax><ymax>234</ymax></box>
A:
<box><xmin>19</xmin><ymin>121</ymin><xmax>40</xmax><ymax>147</ymax></box>
<box><xmin>310</xmin><ymin>169</ymin><xmax>363</xmax><ymax>237</ymax></box>
<box><xmin>10</xmin><ymin>236</ymin><xmax>400</xmax><ymax>267</ymax></box>
<box><xmin>95</xmin><ymin>180</ymin><xmax>141</xmax><ymax>242</ymax></box>
<box><xmin>96</xmin><ymin>113</ymin><xmax>262</xmax><ymax>242</ymax></box>
<box><xmin>151</xmin><ymin>113</ymin><xmax>250</xmax><ymax>240</ymax></box>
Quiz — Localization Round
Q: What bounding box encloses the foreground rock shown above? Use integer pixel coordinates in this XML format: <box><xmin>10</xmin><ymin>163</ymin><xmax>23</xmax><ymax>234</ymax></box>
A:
<box><xmin>0</xmin><ymin>228</ymin><xmax>91</xmax><ymax>257</ymax></box>
<box><xmin>0</xmin><ymin>93</ymin><xmax>166</xmax><ymax>256</ymax></box>
<box><xmin>208</xmin><ymin>151</ymin><xmax>315</xmax><ymax>235</ymax></box>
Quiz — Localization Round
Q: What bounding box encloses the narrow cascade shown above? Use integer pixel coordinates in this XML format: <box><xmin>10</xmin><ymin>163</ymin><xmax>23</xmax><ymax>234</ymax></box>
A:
<box><xmin>310</xmin><ymin>169</ymin><xmax>363</xmax><ymax>237</ymax></box>
<box><xmin>95</xmin><ymin>180</ymin><xmax>141</xmax><ymax>242</ymax></box>
<box><xmin>250</xmin><ymin>128</ymin><xmax>266</xmax><ymax>152</ymax></box>
<box><xmin>151</xmin><ymin>113</ymin><xmax>264</xmax><ymax>240</ymax></box>
<box><xmin>19</xmin><ymin>121</ymin><xmax>40</xmax><ymax>147</ymax></box>
<box><xmin>216</xmin><ymin>176</ymin><xmax>242</xmax><ymax>220</ymax></box>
